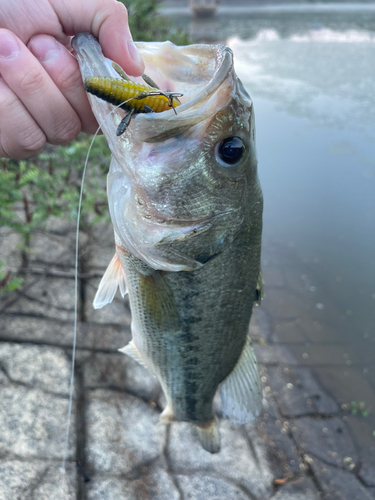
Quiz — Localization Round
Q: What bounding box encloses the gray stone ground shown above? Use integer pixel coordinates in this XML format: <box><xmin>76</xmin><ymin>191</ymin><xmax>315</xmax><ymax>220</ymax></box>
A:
<box><xmin>1</xmin><ymin>221</ymin><xmax>374</xmax><ymax>500</ymax></box>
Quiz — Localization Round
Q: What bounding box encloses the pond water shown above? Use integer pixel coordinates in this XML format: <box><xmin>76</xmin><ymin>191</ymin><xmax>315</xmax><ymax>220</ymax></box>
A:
<box><xmin>163</xmin><ymin>4</ymin><xmax>375</xmax><ymax>461</ymax></box>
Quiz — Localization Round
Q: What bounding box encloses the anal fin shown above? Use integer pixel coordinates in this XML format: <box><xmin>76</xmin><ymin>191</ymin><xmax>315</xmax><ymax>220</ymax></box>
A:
<box><xmin>220</xmin><ymin>336</ymin><xmax>262</xmax><ymax>425</ymax></box>
<box><xmin>93</xmin><ymin>252</ymin><xmax>127</xmax><ymax>309</ymax></box>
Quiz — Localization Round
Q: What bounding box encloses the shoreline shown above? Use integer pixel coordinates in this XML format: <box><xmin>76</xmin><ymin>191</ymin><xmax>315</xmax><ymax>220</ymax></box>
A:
<box><xmin>160</xmin><ymin>2</ymin><xmax>375</xmax><ymax>16</ymax></box>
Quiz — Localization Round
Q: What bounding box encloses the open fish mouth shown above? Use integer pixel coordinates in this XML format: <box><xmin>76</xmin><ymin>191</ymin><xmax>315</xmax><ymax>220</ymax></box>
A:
<box><xmin>72</xmin><ymin>33</ymin><xmax>235</xmax><ymax>143</ymax></box>
<box><xmin>72</xmin><ymin>34</ymin><xmax>254</xmax><ymax>272</ymax></box>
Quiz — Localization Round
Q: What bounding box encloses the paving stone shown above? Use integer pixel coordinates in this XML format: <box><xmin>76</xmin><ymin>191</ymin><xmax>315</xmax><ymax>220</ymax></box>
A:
<box><xmin>44</xmin><ymin>216</ymin><xmax>77</xmax><ymax>234</ymax></box>
<box><xmin>254</xmin><ymin>344</ymin><xmax>298</xmax><ymax>366</ymax></box>
<box><xmin>86</xmin><ymin>390</ymin><xmax>165</xmax><ymax>475</ymax></box>
<box><xmin>6</xmin><ymin>276</ymin><xmax>77</xmax><ymax>321</ymax></box>
<box><xmin>86</xmin><ymin>222</ymin><xmax>115</xmax><ymax>270</ymax></box>
<box><xmin>272</xmin><ymin>315</ymin><xmax>343</xmax><ymax>345</ymax></box>
<box><xmin>30</xmin><ymin>463</ymin><xmax>77</xmax><ymax>500</ymax></box>
<box><xmin>176</xmin><ymin>473</ymin><xmax>250</xmax><ymax>500</ymax></box>
<box><xmin>260</xmin><ymin>385</ymin><xmax>281</xmax><ymax>419</ymax></box>
<box><xmin>85</xmin><ymin>278</ymin><xmax>131</xmax><ymax>325</ymax></box>
<box><xmin>297</xmin><ymin>316</ymin><xmax>343</xmax><ymax>344</ymax></box>
<box><xmin>82</xmin><ymin>351</ymin><xmax>161</xmax><ymax>403</ymax></box>
<box><xmin>359</xmin><ymin>463</ymin><xmax>375</xmax><ymax>488</ymax></box>
<box><xmin>87</xmin><ymin>459</ymin><xmax>180</xmax><ymax>500</ymax></box>
<box><xmin>344</xmin><ymin>415</ymin><xmax>375</xmax><ymax>470</ymax></box>
<box><xmin>290</xmin><ymin>417</ymin><xmax>358</xmax><ymax>471</ymax></box>
<box><xmin>87</xmin><ymin>478</ymin><xmax>135</xmax><ymax>500</ymax></box>
<box><xmin>310</xmin><ymin>457</ymin><xmax>374</xmax><ymax>500</ymax></box>
<box><xmin>256</xmin><ymin>413</ymin><xmax>302</xmax><ymax>477</ymax></box>
<box><xmin>78</xmin><ymin>321</ymin><xmax>131</xmax><ymax>352</ymax></box>
<box><xmin>0</xmin><ymin>230</ymin><xmax>22</xmax><ymax>274</ymax></box>
<box><xmin>0</xmin><ymin>343</ymin><xmax>70</xmax><ymax>395</ymax></box>
<box><xmin>0</xmin><ymin>460</ymin><xmax>76</xmax><ymax>500</ymax></box>
<box><xmin>0</xmin><ymin>370</ymin><xmax>7</xmax><ymax>384</ymax></box>
<box><xmin>249</xmin><ymin>307</ymin><xmax>272</xmax><ymax>342</ymax></box>
<box><xmin>272</xmin><ymin>477</ymin><xmax>319</xmax><ymax>500</ymax></box>
<box><xmin>0</xmin><ymin>385</ymin><xmax>75</xmax><ymax>459</ymax></box>
<box><xmin>313</xmin><ymin>366</ymin><xmax>375</xmax><ymax>410</ymax></box>
<box><xmin>29</xmin><ymin>230</ymin><xmax>82</xmax><ymax>268</ymax></box>
<box><xmin>266</xmin><ymin>366</ymin><xmax>338</xmax><ymax>417</ymax></box>
<box><xmin>0</xmin><ymin>315</ymin><xmax>130</xmax><ymax>351</ymax></box>
<box><xmin>167</xmin><ymin>420</ymin><xmax>273</xmax><ymax>499</ymax></box>
<box><xmin>0</xmin><ymin>459</ymin><xmax>45</xmax><ymax>500</ymax></box>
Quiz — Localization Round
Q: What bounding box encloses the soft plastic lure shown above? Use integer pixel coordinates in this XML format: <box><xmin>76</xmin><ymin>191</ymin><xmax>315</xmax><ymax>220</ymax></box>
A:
<box><xmin>84</xmin><ymin>68</ymin><xmax>183</xmax><ymax>136</ymax></box>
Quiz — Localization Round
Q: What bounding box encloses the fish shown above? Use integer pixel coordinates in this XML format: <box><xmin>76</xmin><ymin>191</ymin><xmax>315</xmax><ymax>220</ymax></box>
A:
<box><xmin>72</xmin><ymin>32</ymin><xmax>263</xmax><ymax>454</ymax></box>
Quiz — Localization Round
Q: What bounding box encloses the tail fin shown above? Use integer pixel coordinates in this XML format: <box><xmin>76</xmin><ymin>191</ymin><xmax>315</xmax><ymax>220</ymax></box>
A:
<box><xmin>193</xmin><ymin>419</ymin><xmax>221</xmax><ymax>454</ymax></box>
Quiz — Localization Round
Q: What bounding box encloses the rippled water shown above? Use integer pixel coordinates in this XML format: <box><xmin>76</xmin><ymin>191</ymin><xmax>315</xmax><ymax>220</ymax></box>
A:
<box><xmin>164</xmin><ymin>5</ymin><xmax>375</xmax><ymax>460</ymax></box>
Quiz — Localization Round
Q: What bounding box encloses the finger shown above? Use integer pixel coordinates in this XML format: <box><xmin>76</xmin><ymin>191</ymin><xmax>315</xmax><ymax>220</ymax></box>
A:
<box><xmin>52</xmin><ymin>0</ymin><xmax>145</xmax><ymax>76</ymax></box>
<box><xmin>0</xmin><ymin>0</ymin><xmax>71</xmax><ymax>48</ymax></box>
<box><xmin>0</xmin><ymin>77</ymin><xmax>46</xmax><ymax>159</ymax></box>
<box><xmin>0</xmin><ymin>29</ymin><xmax>81</xmax><ymax>146</ymax></box>
<box><xmin>28</xmin><ymin>34</ymin><xmax>98</xmax><ymax>135</ymax></box>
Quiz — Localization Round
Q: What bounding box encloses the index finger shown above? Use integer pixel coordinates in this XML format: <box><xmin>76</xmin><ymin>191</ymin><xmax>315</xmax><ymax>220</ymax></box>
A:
<box><xmin>51</xmin><ymin>0</ymin><xmax>145</xmax><ymax>76</ymax></box>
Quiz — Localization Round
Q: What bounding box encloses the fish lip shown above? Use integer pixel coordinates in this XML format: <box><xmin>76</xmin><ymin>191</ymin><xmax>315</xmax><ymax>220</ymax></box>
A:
<box><xmin>145</xmin><ymin>208</ymin><xmax>235</xmax><ymax>232</ymax></box>
<box><xmin>133</xmin><ymin>44</ymin><xmax>235</xmax><ymax>142</ymax></box>
<box><xmin>137</xmin><ymin>43</ymin><xmax>234</xmax><ymax>117</ymax></box>
<box><xmin>72</xmin><ymin>33</ymin><xmax>117</xmax><ymax>79</ymax></box>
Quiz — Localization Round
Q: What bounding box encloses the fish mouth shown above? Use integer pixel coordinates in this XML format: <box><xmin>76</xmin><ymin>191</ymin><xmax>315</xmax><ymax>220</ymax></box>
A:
<box><xmin>72</xmin><ymin>33</ymin><xmax>234</xmax><ymax>142</ymax></box>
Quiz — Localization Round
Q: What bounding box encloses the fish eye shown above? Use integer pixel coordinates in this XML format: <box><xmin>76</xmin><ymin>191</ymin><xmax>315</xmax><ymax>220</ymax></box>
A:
<box><xmin>216</xmin><ymin>137</ymin><xmax>245</xmax><ymax>166</ymax></box>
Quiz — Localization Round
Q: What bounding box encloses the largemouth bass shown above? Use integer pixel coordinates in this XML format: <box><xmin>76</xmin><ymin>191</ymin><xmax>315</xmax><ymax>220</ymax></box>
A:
<box><xmin>72</xmin><ymin>33</ymin><xmax>263</xmax><ymax>454</ymax></box>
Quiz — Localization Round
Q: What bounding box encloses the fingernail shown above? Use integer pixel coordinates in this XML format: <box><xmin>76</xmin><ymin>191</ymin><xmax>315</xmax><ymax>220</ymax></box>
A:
<box><xmin>127</xmin><ymin>41</ymin><xmax>144</xmax><ymax>69</ymax></box>
<box><xmin>30</xmin><ymin>35</ymin><xmax>60</xmax><ymax>62</ymax></box>
<box><xmin>0</xmin><ymin>32</ymin><xmax>19</xmax><ymax>59</ymax></box>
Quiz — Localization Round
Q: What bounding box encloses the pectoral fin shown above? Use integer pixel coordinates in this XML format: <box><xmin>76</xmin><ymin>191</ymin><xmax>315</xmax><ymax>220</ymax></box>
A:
<box><xmin>93</xmin><ymin>253</ymin><xmax>127</xmax><ymax>309</ymax></box>
<box><xmin>220</xmin><ymin>336</ymin><xmax>262</xmax><ymax>425</ymax></box>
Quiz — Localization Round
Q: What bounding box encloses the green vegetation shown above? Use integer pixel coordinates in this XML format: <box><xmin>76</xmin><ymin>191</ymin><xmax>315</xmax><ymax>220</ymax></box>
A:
<box><xmin>0</xmin><ymin>137</ymin><xmax>110</xmax><ymax>293</ymax></box>
<box><xmin>0</xmin><ymin>0</ymin><xmax>189</xmax><ymax>295</ymax></box>
<box><xmin>124</xmin><ymin>0</ymin><xmax>190</xmax><ymax>44</ymax></box>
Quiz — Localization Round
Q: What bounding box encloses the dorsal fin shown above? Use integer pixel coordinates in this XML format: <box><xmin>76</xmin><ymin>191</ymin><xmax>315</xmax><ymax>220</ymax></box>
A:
<box><xmin>93</xmin><ymin>253</ymin><xmax>127</xmax><ymax>309</ymax></box>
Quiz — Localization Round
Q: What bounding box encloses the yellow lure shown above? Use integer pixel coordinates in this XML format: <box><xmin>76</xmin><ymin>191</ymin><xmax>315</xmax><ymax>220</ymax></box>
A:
<box><xmin>84</xmin><ymin>77</ymin><xmax>181</xmax><ymax>114</ymax></box>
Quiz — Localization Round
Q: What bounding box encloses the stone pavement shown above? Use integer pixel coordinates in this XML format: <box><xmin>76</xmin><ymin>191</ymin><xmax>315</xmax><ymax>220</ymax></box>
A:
<box><xmin>0</xmin><ymin>221</ymin><xmax>374</xmax><ymax>500</ymax></box>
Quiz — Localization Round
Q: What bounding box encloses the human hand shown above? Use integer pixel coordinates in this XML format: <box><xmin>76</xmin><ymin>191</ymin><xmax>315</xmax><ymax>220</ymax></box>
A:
<box><xmin>0</xmin><ymin>0</ymin><xmax>144</xmax><ymax>159</ymax></box>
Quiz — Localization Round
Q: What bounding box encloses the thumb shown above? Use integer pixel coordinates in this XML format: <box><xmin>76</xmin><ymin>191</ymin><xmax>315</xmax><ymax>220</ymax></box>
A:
<box><xmin>52</xmin><ymin>0</ymin><xmax>145</xmax><ymax>76</ymax></box>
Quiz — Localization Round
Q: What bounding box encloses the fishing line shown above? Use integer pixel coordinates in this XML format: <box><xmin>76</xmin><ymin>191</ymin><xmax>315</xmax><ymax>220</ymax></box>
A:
<box><xmin>60</xmin><ymin>101</ymin><xmax>130</xmax><ymax>477</ymax></box>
